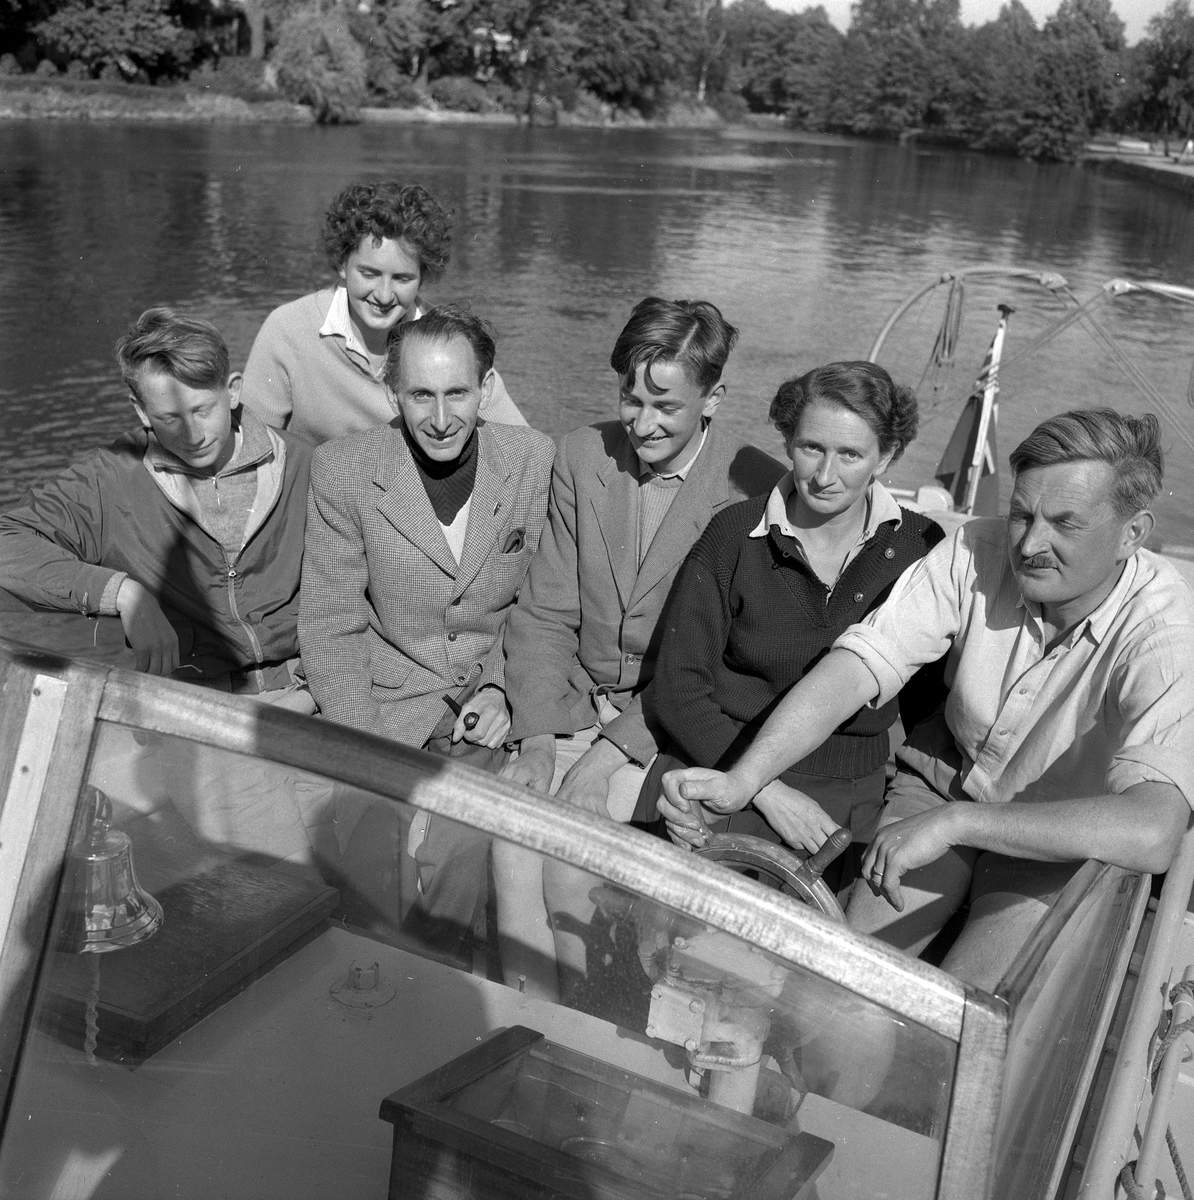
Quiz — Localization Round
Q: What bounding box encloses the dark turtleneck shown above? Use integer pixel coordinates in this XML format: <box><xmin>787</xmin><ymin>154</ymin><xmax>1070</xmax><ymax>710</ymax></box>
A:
<box><xmin>401</xmin><ymin>421</ymin><xmax>479</xmax><ymax>525</ymax></box>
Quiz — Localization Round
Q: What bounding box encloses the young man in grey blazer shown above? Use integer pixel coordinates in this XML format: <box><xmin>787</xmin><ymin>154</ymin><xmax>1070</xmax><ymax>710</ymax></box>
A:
<box><xmin>497</xmin><ymin>296</ymin><xmax>785</xmax><ymax>1000</ymax></box>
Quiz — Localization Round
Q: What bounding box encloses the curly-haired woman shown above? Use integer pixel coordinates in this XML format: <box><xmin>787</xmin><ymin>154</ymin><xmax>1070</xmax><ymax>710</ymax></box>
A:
<box><xmin>644</xmin><ymin>360</ymin><xmax>945</xmax><ymax>897</ymax></box>
<box><xmin>242</xmin><ymin>180</ymin><xmax>525</xmax><ymax>444</ymax></box>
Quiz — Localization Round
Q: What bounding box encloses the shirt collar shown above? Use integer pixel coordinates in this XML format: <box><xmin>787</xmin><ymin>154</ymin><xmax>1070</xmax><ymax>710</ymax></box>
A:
<box><xmin>319</xmin><ymin>286</ymin><xmax>369</xmax><ymax>361</ymax></box>
<box><xmin>1015</xmin><ymin>553</ymin><xmax>1139</xmax><ymax>647</ymax></box>
<box><xmin>634</xmin><ymin>422</ymin><xmax>709</xmax><ymax>482</ymax></box>
<box><xmin>144</xmin><ymin>407</ymin><xmax>273</xmax><ymax>479</ymax></box>
<box><xmin>1087</xmin><ymin>556</ymin><xmax>1138</xmax><ymax>643</ymax></box>
<box><xmin>319</xmin><ymin>287</ymin><xmax>426</xmax><ymax>366</ymax></box>
<box><xmin>749</xmin><ymin>477</ymin><xmax>903</xmax><ymax>540</ymax></box>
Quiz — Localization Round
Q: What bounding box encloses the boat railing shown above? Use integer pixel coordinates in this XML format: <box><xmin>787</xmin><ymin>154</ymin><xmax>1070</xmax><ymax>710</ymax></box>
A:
<box><xmin>1076</xmin><ymin>817</ymin><xmax>1194</xmax><ymax>1198</ymax></box>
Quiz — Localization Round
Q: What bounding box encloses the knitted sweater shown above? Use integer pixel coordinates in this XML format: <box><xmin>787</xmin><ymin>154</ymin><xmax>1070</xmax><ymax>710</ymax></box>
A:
<box><xmin>648</xmin><ymin>495</ymin><xmax>944</xmax><ymax>780</ymax></box>
<box><xmin>241</xmin><ymin>288</ymin><xmax>526</xmax><ymax>446</ymax></box>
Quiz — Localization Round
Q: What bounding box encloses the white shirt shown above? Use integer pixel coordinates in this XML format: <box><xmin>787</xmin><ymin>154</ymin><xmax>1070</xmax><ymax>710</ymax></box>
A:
<box><xmin>835</xmin><ymin>518</ymin><xmax>1194</xmax><ymax>808</ymax></box>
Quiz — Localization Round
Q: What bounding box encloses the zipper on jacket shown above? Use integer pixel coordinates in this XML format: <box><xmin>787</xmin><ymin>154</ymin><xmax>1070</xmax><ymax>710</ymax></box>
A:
<box><xmin>225</xmin><ymin>550</ymin><xmax>265</xmax><ymax>670</ymax></box>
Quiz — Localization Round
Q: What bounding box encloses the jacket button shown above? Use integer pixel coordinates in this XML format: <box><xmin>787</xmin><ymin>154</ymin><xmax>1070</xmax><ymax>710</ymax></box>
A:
<box><xmin>448</xmin><ymin>632</ymin><xmax>457</xmax><ymax>642</ymax></box>
<box><xmin>853</xmin><ymin>592</ymin><xmax>864</xmax><ymax>603</ymax></box>
<box><xmin>884</xmin><ymin>547</ymin><xmax>896</xmax><ymax>559</ymax></box>
<box><xmin>227</xmin><ymin>568</ymin><xmax>237</xmax><ymax>578</ymax></box>
<box><xmin>625</xmin><ymin>653</ymin><xmax>637</xmax><ymax>663</ymax></box>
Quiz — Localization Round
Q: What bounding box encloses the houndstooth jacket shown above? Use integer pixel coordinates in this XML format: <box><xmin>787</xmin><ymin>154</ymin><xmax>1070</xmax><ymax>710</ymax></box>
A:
<box><xmin>300</xmin><ymin>419</ymin><xmax>555</xmax><ymax>746</ymax></box>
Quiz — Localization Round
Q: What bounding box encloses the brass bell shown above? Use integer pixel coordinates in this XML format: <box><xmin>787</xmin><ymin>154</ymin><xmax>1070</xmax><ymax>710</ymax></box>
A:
<box><xmin>58</xmin><ymin>785</ymin><xmax>163</xmax><ymax>954</ymax></box>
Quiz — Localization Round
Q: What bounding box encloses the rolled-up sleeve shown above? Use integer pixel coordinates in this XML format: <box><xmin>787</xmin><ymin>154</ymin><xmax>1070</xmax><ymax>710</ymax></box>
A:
<box><xmin>833</xmin><ymin>528</ymin><xmax>968</xmax><ymax>706</ymax></box>
<box><xmin>1105</xmin><ymin>620</ymin><xmax>1194</xmax><ymax>807</ymax></box>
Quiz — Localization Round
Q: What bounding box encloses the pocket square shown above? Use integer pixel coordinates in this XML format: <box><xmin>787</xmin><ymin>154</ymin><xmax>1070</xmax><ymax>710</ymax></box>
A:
<box><xmin>502</xmin><ymin>528</ymin><xmax>526</xmax><ymax>554</ymax></box>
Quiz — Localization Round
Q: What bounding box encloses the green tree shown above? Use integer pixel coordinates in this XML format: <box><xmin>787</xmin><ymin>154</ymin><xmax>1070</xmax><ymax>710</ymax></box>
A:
<box><xmin>348</xmin><ymin>0</ymin><xmax>430</xmax><ymax>101</ymax></box>
<box><xmin>956</xmin><ymin>0</ymin><xmax>1039</xmax><ymax>152</ymax></box>
<box><xmin>490</xmin><ymin>0</ymin><xmax>583</xmax><ymax>119</ymax></box>
<box><xmin>1121</xmin><ymin>0</ymin><xmax>1194</xmax><ymax>137</ymax></box>
<box><xmin>567</xmin><ymin>0</ymin><xmax>681</xmax><ymax>111</ymax></box>
<box><xmin>35</xmin><ymin>0</ymin><xmax>200</xmax><ymax>75</ymax></box>
<box><xmin>1017</xmin><ymin>0</ymin><xmax>1122</xmax><ymax>159</ymax></box>
<box><xmin>673</xmin><ymin>0</ymin><xmax>726</xmax><ymax>102</ymax></box>
<box><xmin>273</xmin><ymin>5</ymin><xmax>367</xmax><ymax>121</ymax></box>
<box><xmin>721</xmin><ymin>0</ymin><xmax>842</xmax><ymax>126</ymax></box>
<box><xmin>829</xmin><ymin>0</ymin><xmax>964</xmax><ymax>136</ymax></box>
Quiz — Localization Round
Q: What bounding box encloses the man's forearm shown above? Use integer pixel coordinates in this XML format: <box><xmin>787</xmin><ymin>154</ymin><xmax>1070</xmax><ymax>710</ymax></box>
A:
<box><xmin>728</xmin><ymin>648</ymin><xmax>880</xmax><ymax>794</ymax></box>
<box><xmin>945</xmin><ymin>782</ymin><xmax>1189</xmax><ymax>874</ymax></box>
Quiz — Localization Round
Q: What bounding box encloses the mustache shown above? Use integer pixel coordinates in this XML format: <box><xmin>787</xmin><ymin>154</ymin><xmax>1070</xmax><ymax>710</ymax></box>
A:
<box><xmin>1019</xmin><ymin>555</ymin><xmax>1057</xmax><ymax>570</ymax></box>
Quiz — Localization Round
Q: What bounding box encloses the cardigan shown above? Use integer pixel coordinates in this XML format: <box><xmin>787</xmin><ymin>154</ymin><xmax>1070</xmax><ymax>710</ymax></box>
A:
<box><xmin>241</xmin><ymin>288</ymin><xmax>526</xmax><ymax>446</ymax></box>
<box><xmin>647</xmin><ymin>494</ymin><xmax>945</xmax><ymax>780</ymax></box>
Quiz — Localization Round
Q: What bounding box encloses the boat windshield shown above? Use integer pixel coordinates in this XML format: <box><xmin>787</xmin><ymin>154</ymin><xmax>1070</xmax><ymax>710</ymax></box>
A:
<box><xmin>0</xmin><ymin>656</ymin><xmax>968</xmax><ymax>1200</ymax></box>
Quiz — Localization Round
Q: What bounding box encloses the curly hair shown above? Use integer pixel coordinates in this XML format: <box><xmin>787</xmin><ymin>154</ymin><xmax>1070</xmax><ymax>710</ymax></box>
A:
<box><xmin>1009</xmin><ymin>408</ymin><xmax>1163</xmax><ymax>517</ymax></box>
<box><xmin>322</xmin><ymin>181</ymin><xmax>453</xmax><ymax>281</ymax></box>
<box><xmin>769</xmin><ymin>361</ymin><xmax>919</xmax><ymax>463</ymax></box>
<box><xmin>609</xmin><ymin>297</ymin><xmax>739</xmax><ymax>397</ymax></box>
<box><xmin>115</xmin><ymin>307</ymin><xmax>229</xmax><ymax>396</ymax></box>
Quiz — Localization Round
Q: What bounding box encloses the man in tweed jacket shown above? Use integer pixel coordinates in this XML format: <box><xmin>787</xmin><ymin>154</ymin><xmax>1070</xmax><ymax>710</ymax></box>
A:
<box><xmin>300</xmin><ymin>306</ymin><xmax>554</xmax><ymax>962</ymax></box>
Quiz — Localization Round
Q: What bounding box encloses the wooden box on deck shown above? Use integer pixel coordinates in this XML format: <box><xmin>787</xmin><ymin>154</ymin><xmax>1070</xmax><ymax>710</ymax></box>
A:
<box><xmin>379</xmin><ymin>1024</ymin><xmax>834</xmax><ymax>1200</ymax></box>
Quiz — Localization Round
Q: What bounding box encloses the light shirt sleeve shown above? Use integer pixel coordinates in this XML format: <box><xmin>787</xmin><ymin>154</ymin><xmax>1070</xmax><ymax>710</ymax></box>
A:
<box><xmin>1104</xmin><ymin>613</ymin><xmax>1194</xmax><ymax>806</ymax></box>
<box><xmin>833</xmin><ymin>522</ymin><xmax>975</xmax><ymax>705</ymax></box>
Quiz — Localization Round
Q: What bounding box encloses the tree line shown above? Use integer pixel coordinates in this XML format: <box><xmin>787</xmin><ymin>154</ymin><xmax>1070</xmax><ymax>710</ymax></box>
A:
<box><xmin>6</xmin><ymin>0</ymin><xmax>1194</xmax><ymax>159</ymax></box>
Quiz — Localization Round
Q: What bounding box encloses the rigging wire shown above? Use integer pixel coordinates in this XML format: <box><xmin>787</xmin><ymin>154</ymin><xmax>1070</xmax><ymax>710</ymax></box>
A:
<box><xmin>1074</xmin><ymin>301</ymin><xmax>1194</xmax><ymax>456</ymax></box>
<box><xmin>895</xmin><ymin>272</ymin><xmax>1194</xmax><ymax>457</ymax></box>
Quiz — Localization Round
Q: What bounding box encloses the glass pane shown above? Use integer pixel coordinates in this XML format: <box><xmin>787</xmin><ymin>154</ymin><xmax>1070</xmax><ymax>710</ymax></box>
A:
<box><xmin>991</xmin><ymin>866</ymin><xmax>1146</xmax><ymax>1200</ymax></box>
<box><xmin>1</xmin><ymin>718</ymin><xmax>954</xmax><ymax>1200</ymax></box>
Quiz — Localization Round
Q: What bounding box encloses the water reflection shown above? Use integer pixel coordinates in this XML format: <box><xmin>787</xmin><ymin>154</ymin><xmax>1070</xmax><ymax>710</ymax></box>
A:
<box><xmin>2</xmin><ymin>122</ymin><xmax>1193</xmax><ymax>544</ymax></box>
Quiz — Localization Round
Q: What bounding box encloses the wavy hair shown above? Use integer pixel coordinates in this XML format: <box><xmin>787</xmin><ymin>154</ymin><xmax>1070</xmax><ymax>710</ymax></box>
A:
<box><xmin>323</xmin><ymin>180</ymin><xmax>453</xmax><ymax>281</ymax></box>
<box><xmin>1009</xmin><ymin>409</ymin><xmax>1163</xmax><ymax>516</ymax></box>
<box><xmin>609</xmin><ymin>297</ymin><xmax>738</xmax><ymax>397</ymax></box>
<box><xmin>769</xmin><ymin>361</ymin><xmax>918</xmax><ymax>463</ymax></box>
<box><xmin>115</xmin><ymin>307</ymin><xmax>229</xmax><ymax>396</ymax></box>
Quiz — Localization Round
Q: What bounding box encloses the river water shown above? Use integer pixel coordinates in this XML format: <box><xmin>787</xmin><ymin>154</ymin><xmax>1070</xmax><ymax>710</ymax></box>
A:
<box><xmin>3</xmin><ymin>121</ymin><xmax>1194</xmax><ymax>546</ymax></box>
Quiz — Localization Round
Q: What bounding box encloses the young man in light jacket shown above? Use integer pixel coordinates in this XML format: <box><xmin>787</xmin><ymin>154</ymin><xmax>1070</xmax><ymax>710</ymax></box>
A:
<box><xmin>0</xmin><ymin>307</ymin><xmax>312</xmax><ymax>708</ymax></box>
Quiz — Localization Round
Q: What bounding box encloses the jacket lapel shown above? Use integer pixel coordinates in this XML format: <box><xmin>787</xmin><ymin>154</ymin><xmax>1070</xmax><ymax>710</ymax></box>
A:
<box><xmin>627</xmin><ymin>423</ymin><xmax>729</xmax><ymax>610</ymax></box>
<box><xmin>591</xmin><ymin>433</ymin><xmax>640</xmax><ymax>611</ymax></box>
<box><xmin>454</xmin><ymin>426</ymin><xmax>508</xmax><ymax>597</ymax></box>
<box><xmin>374</xmin><ymin>430</ymin><xmax>458</xmax><ymax>578</ymax></box>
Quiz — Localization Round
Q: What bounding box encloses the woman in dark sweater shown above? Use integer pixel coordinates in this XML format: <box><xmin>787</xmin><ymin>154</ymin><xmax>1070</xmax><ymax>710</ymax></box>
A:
<box><xmin>644</xmin><ymin>361</ymin><xmax>944</xmax><ymax>895</ymax></box>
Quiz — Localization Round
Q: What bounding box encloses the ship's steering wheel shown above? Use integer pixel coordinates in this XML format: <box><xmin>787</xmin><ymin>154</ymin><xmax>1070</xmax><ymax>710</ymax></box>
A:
<box><xmin>691</xmin><ymin>828</ymin><xmax>851</xmax><ymax>923</ymax></box>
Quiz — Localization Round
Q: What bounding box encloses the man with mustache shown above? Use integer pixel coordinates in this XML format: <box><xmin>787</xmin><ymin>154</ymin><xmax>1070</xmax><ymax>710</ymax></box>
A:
<box><xmin>662</xmin><ymin>408</ymin><xmax>1194</xmax><ymax>988</ymax></box>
